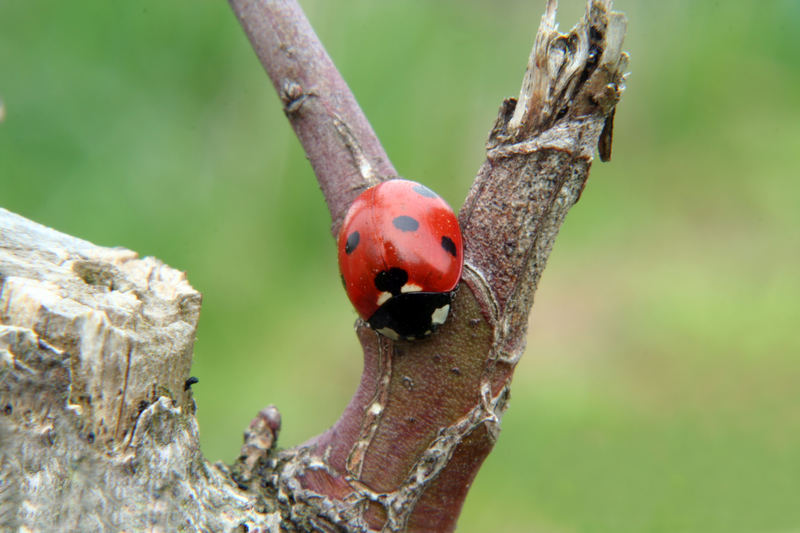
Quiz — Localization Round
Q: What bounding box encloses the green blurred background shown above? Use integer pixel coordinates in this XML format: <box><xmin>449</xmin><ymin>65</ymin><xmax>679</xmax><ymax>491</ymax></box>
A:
<box><xmin>2</xmin><ymin>1</ymin><xmax>798</xmax><ymax>531</ymax></box>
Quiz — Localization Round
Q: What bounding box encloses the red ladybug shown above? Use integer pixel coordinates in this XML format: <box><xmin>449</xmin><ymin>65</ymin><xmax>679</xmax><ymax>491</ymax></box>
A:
<box><xmin>338</xmin><ymin>179</ymin><xmax>463</xmax><ymax>340</ymax></box>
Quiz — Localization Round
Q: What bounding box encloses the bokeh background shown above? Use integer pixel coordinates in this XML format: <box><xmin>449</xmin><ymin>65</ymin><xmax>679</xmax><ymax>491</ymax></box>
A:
<box><xmin>2</xmin><ymin>1</ymin><xmax>798</xmax><ymax>531</ymax></box>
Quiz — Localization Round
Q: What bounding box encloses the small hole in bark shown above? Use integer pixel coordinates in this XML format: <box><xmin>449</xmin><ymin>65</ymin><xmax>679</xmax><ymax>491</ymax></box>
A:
<box><xmin>72</xmin><ymin>260</ymin><xmax>115</xmax><ymax>289</ymax></box>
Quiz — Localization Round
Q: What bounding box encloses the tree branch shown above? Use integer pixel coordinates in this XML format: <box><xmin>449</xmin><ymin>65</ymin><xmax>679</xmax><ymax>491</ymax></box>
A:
<box><xmin>228</xmin><ymin>0</ymin><xmax>397</xmax><ymax>235</ymax></box>
<box><xmin>228</xmin><ymin>1</ymin><xmax>628</xmax><ymax>531</ymax></box>
<box><xmin>1</xmin><ymin>1</ymin><xmax>627</xmax><ymax>531</ymax></box>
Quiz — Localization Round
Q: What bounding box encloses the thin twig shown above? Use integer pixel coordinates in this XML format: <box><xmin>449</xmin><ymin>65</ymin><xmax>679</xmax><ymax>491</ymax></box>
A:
<box><xmin>228</xmin><ymin>0</ymin><xmax>398</xmax><ymax>235</ymax></box>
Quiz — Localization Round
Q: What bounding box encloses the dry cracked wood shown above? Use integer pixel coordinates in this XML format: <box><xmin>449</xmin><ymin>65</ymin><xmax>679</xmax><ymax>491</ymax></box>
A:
<box><xmin>1</xmin><ymin>1</ymin><xmax>627</xmax><ymax>531</ymax></box>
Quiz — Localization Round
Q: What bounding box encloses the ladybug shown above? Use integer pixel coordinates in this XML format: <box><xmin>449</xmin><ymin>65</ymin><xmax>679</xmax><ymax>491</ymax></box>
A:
<box><xmin>338</xmin><ymin>179</ymin><xmax>464</xmax><ymax>340</ymax></box>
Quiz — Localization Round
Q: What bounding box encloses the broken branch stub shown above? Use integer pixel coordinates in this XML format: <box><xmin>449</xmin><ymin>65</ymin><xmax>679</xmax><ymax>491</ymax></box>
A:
<box><xmin>0</xmin><ymin>209</ymin><xmax>254</xmax><ymax>531</ymax></box>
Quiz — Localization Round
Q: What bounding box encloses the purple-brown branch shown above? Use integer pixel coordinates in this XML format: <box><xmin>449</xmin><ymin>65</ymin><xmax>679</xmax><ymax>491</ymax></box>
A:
<box><xmin>229</xmin><ymin>0</ymin><xmax>397</xmax><ymax>235</ymax></box>
<box><xmin>229</xmin><ymin>0</ymin><xmax>628</xmax><ymax>531</ymax></box>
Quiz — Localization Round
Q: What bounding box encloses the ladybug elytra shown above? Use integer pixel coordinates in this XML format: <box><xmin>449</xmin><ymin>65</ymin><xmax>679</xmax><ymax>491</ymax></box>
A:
<box><xmin>337</xmin><ymin>179</ymin><xmax>464</xmax><ymax>340</ymax></box>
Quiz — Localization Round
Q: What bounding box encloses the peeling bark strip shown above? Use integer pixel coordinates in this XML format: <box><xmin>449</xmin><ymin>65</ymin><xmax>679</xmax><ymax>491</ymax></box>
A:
<box><xmin>1</xmin><ymin>1</ymin><xmax>627</xmax><ymax>531</ymax></box>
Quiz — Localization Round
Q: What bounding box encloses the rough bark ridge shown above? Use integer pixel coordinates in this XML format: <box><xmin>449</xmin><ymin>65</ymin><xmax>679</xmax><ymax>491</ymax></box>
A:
<box><xmin>0</xmin><ymin>1</ymin><xmax>627</xmax><ymax>531</ymax></box>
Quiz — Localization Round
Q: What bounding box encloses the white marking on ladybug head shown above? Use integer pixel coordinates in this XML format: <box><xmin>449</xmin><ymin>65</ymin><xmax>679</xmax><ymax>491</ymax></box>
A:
<box><xmin>377</xmin><ymin>327</ymin><xmax>400</xmax><ymax>341</ymax></box>
<box><xmin>401</xmin><ymin>283</ymin><xmax>423</xmax><ymax>293</ymax></box>
<box><xmin>431</xmin><ymin>304</ymin><xmax>450</xmax><ymax>326</ymax></box>
<box><xmin>376</xmin><ymin>291</ymin><xmax>392</xmax><ymax>306</ymax></box>
<box><xmin>369</xmin><ymin>402</ymin><xmax>383</xmax><ymax>415</ymax></box>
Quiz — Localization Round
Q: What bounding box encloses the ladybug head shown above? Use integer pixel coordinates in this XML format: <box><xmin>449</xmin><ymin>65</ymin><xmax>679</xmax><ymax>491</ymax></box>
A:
<box><xmin>337</xmin><ymin>179</ymin><xmax>463</xmax><ymax>340</ymax></box>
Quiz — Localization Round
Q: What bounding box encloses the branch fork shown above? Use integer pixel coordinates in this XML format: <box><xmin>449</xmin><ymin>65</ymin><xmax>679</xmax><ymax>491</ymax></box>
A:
<box><xmin>227</xmin><ymin>1</ymin><xmax>629</xmax><ymax>530</ymax></box>
<box><xmin>1</xmin><ymin>1</ymin><xmax>627</xmax><ymax>531</ymax></box>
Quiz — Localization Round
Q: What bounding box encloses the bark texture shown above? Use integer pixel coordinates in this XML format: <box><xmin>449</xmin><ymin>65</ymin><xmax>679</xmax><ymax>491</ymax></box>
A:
<box><xmin>1</xmin><ymin>1</ymin><xmax>627</xmax><ymax>531</ymax></box>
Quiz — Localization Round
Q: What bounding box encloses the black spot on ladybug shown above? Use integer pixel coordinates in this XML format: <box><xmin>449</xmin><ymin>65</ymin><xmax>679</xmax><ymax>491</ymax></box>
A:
<box><xmin>441</xmin><ymin>236</ymin><xmax>457</xmax><ymax>257</ymax></box>
<box><xmin>393</xmin><ymin>216</ymin><xmax>419</xmax><ymax>232</ymax></box>
<box><xmin>412</xmin><ymin>184</ymin><xmax>438</xmax><ymax>198</ymax></box>
<box><xmin>374</xmin><ymin>267</ymin><xmax>409</xmax><ymax>295</ymax></box>
<box><xmin>345</xmin><ymin>231</ymin><xmax>360</xmax><ymax>254</ymax></box>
